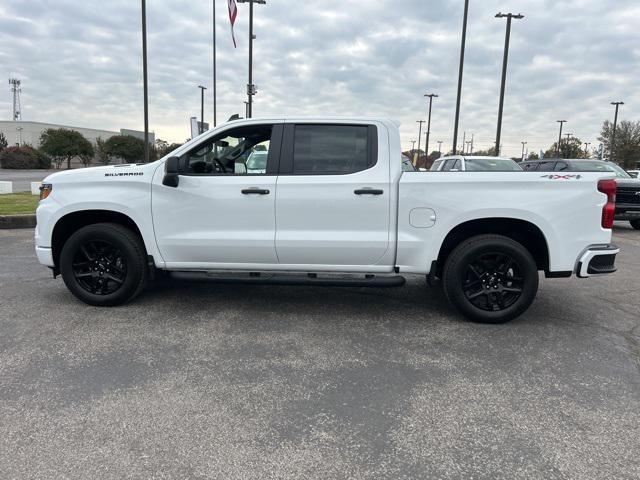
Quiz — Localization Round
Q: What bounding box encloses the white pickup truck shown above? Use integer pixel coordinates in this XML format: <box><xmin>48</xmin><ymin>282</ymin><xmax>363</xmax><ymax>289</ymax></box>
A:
<box><xmin>35</xmin><ymin>117</ymin><xmax>619</xmax><ymax>323</ymax></box>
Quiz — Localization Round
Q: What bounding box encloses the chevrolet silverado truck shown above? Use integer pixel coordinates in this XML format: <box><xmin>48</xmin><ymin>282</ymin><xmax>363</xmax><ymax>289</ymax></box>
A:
<box><xmin>35</xmin><ymin>117</ymin><xmax>620</xmax><ymax>323</ymax></box>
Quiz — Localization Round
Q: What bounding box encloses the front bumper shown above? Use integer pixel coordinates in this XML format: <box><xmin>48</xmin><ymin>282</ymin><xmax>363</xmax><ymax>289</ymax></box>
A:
<box><xmin>576</xmin><ymin>244</ymin><xmax>619</xmax><ymax>278</ymax></box>
<box><xmin>35</xmin><ymin>245</ymin><xmax>55</xmax><ymax>267</ymax></box>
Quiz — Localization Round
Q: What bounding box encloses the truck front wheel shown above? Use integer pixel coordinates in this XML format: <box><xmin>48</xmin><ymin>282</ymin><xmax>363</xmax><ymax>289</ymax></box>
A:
<box><xmin>59</xmin><ymin>223</ymin><xmax>148</xmax><ymax>306</ymax></box>
<box><xmin>442</xmin><ymin>234</ymin><xmax>539</xmax><ymax>324</ymax></box>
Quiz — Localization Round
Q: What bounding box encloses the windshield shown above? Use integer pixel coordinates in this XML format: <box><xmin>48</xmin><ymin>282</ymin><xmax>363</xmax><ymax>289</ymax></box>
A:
<box><xmin>568</xmin><ymin>161</ymin><xmax>630</xmax><ymax>178</ymax></box>
<box><xmin>464</xmin><ymin>158</ymin><xmax>522</xmax><ymax>171</ymax></box>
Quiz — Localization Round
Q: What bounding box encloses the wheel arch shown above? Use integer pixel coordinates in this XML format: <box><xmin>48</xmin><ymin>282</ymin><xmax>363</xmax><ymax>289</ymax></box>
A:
<box><xmin>51</xmin><ymin>210</ymin><xmax>148</xmax><ymax>268</ymax></box>
<box><xmin>435</xmin><ymin>217</ymin><xmax>550</xmax><ymax>276</ymax></box>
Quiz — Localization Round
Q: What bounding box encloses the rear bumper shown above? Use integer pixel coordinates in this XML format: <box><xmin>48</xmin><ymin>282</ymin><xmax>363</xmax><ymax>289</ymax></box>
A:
<box><xmin>576</xmin><ymin>244</ymin><xmax>619</xmax><ymax>278</ymax></box>
<box><xmin>615</xmin><ymin>204</ymin><xmax>640</xmax><ymax>220</ymax></box>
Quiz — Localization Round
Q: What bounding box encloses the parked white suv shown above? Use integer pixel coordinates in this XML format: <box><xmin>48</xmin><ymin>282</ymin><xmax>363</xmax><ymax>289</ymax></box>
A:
<box><xmin>35</xmin><ymin>117</ymin><xmax>619</xmax><ymax>323</ymax></box>
<box><xmin>431</xmin><ymin>155</ymin><xmax>522</xmax><ymax>172</ymax></box>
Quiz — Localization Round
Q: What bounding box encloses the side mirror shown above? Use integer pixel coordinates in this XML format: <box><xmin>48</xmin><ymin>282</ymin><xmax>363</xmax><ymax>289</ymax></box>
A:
<box><xmin>163</xmin><ymin>156</ymin><xmax>180</xmax><ymax>187</ymax></box>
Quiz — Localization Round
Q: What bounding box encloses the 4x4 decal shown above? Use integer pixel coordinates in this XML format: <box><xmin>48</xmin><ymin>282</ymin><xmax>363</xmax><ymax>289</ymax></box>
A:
<box><xmin>540</xmin><ymin>174</ymin><xmax>582</xmax><ymax>180</ymax></box>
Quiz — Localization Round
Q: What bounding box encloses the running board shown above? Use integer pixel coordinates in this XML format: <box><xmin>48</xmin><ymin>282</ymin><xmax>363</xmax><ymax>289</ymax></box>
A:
<box><xmin>169</xmin><ymin>271</ymin><xmax>406</xmax><ymax>288</ymax></box>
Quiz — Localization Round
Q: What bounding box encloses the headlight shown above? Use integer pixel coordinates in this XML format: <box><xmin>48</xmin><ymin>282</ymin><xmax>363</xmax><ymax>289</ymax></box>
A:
<box><xmin>39</xmin><ymin>183</ymin><xmax>52</xmax><ymax>201</ymax></box>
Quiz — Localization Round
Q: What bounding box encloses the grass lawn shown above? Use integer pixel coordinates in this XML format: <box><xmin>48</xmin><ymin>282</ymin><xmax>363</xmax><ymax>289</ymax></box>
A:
<box><xmin>0</xmin><ymin>193</ymin><xmax>39</xmax><ymax>215</ymax></box>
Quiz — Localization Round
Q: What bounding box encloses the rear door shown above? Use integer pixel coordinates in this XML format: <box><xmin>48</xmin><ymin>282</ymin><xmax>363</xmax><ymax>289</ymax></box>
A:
<box><xmin>274</xmin><ymin>122</ymin><xmax>391</xmax><ymax>267</ymax></box>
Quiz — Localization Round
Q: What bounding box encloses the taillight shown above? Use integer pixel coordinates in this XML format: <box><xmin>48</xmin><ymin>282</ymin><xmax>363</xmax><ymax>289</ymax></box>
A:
<box><xmin>597</xmin><ymin>179</ymin><xmax>616</xmax><ymax>229</ymax></box>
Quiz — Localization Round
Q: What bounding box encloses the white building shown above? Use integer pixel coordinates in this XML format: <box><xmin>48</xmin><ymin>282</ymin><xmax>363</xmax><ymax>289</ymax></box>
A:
<box><xmin>0</xmin><ymin>120</ymin><xmax>154</xmax><ymax>149</ymax></box>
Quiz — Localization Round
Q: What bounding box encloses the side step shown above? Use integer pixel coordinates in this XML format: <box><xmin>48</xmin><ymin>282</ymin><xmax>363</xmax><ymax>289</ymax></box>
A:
<box><xmin>169</xmin><ymin>271</ymin><xmax>406</xmax><ymax>288</ymax></box>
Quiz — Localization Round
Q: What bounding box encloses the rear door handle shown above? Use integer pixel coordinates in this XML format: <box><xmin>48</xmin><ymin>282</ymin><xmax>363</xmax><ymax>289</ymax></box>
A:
<box><xmin>354</xmin><ymin>188</ymin><xmax>384</xmax><ymax>195</ymax></box>
<box><xmin>241</xmin><ymin>188</ymin><xmax>270</xmax><ymax>195</ymax></box>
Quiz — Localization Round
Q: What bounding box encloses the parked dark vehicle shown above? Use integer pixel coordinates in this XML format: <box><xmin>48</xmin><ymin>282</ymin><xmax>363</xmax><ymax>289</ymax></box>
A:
<box><xmin>521</xmin><ymin>159</ymin><xmax>640</xmax><ymax>230</ymax></box>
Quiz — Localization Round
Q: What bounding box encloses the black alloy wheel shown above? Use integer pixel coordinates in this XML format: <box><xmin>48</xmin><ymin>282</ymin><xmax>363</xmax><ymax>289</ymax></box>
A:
<box><xmin>71</xmin><ymin>239</ymin><xmax>127</xmax><ymax>295</ymax></box>
<box><xmin>462</xmin><ymin>252</ymin><xmax>524</xmax><ymax>312</ymax></box>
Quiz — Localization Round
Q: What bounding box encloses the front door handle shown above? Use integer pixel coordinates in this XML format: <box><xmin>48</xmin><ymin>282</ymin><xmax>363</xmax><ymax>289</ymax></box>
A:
<box><xmin>354</xmin><ymin>188</ymin><xmax>384</xmax><ymax>195</ymax></box>
<box><xmin>241</xmin><ymin>188</ymin><xmax>270</xmax><ymax>195</ymax></box>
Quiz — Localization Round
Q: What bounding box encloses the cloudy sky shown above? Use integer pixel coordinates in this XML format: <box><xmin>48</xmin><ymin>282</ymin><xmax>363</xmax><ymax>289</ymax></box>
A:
<box><xmin>1</xmin><ymin>0</ymin><xmax>638</xmax><ymax>157</ymax></box>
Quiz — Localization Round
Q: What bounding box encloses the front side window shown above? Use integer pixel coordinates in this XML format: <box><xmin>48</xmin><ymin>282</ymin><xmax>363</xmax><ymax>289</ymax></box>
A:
<box><xmin>292</xmin><ymin>125</ymin><xmax>371</xmax><ymax>175</ymax></box>
<box><xmin>183</xmin><ymin>125</ymin><xmax>273</xmax><ymax>175</ymax></box>
<box><xmin>441</xmin><ymin>159</ymin><xmax>461</xmax><ymax>171</ymax></box>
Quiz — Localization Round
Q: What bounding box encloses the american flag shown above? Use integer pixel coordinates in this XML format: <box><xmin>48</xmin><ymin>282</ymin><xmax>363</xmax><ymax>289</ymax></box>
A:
<box><xmin>228</xmin><ymin>0</ymin><xmax>238</xmax><ymax>48</ymax></box>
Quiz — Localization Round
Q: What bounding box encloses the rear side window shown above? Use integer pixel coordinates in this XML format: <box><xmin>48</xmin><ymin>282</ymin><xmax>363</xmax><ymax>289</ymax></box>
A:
<box><xmin>292</xmin><ymin>125</ymin><xmax>373</xmax><ymax>175</ymax></box>
<box><xmin>441</xmin><ymin>159</ymin><xmax>461</xmax><ymax>171</ymax></box>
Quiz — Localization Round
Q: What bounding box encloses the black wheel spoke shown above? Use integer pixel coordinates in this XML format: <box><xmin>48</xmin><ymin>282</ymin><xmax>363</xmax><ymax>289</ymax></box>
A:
<box><xmin>72</xmin><ymin>239</ymin><xmax>127</xmax><ymax>296</ymax></box>
<box><xmin>463</xmin><ymin>251</ymin><xmax>524</xmax><ymax>312</ymax></box>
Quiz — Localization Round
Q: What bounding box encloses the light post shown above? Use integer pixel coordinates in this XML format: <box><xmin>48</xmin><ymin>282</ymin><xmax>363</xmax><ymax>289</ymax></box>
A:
<box><xmin>610</xmin><ymin>101</ymin><xmax>624</xmax><ymax>162</ymax></box>
<box><xmin>141</xmin><ymin>0</ymin><xmax>149</xmax><ymax>163</ymax></box>
<box><xmin>556</xmin><ymin>120</ymin><xmax>566</xmax><ymax>157</ymax></box>
<box><xmin>453</xmin><ymin>0</ymin><xmax>470</xmax><ymax>155</ymax></box>
<box><xmin>198</xmin><ymin>85</ymin><xmax>207</xmax><ymax>134</ymax></box>
<box><xmin>411</xmin><ymin>140</ymin><xmax>416</xmax><ymax>154</ymax></box>
<box><xmin>583</xmin><ymin>142</ymin><xmax>590</xmax><ymax>158</ymax></box>
<box><xmin>521</xmin><ymin>141</ymin><xmax>527</xmax><ymax>161</ymax></box>
<box><xmin>237</xmin><ymin>0</ymin><xmax>266</xmax><ymax>118</ymax></box>
<box><xmin>437</xmin><ymin>140</ymin><xmax>443</xmax><ymax>156</ymax></box>
<box><xmin>416</xmin><ymin>120</ymin><xmax>425</xmax><ymax>166</ymax></box>
<box><xmin>494</xmin><ymin>12</ymin><xmax>524</xmax><ymax>156</ymax></box>
<box><xmin>424</xmin><ymin>93</ymin><xmax>438</xmax><ymax>159</ymax></box>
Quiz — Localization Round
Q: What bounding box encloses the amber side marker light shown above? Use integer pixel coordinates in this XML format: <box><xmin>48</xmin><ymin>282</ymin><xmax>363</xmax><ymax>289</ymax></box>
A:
<box><xmin>39</xmin><ymin>183</ymin><xmax>52</xmax><ymax>201</ymax></box>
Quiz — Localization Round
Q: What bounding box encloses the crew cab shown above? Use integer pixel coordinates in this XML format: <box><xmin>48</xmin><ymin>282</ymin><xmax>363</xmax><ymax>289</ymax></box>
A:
<box><xmin>35</xmin><ymin>117</ymin><xmax>619</xmax><ymax>323</ymax></box>
<box><xmin>521</xmin><ymin>158</ymin><xmax>640</xmax><ymax>230</ymax></box>
<box><xmin>430</xmin><ymin>155</ymin><xmax>522</xmax><ymax>172</ymax></box>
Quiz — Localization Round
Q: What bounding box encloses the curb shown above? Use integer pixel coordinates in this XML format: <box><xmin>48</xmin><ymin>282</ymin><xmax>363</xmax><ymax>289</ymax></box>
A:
<box><xmin>0</xmin><ymin>215</ymin><xmax>36</xmax><ymax>229</ymax></box>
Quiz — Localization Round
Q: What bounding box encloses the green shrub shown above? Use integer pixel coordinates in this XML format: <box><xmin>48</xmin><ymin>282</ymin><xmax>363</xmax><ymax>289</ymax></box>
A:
<box><xmin>0</xmin><ymin>146</ymin><xmax>52</xmax><ymax>169</ymax></box>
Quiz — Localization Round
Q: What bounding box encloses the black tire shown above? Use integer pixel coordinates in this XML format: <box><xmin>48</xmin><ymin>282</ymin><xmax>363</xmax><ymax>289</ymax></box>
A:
<box><xmin>630</xmin><ymin>219</ymin><xmax>640</xmax><ymax>230</ymax></box>
<box><xmin>442</xmin><ymin>234</ymin><xmax>539</xmax><ymax>324</ymax></box>
<box><xmin>59</xmin><ymin>223</ymin><xmax>148</xmax><ymax>306</ymax></box>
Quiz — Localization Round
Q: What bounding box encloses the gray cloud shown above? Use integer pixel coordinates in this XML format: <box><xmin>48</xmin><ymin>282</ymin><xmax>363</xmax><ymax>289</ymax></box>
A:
<box><xmin>0</xmin><ymin>0</ymin><xmax>638</xmax><ymax>156</ymax></box>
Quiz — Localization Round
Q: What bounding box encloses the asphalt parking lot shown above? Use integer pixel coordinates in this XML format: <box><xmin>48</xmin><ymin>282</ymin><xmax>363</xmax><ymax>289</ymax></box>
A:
<box><xmin>0</xmin><ymin>169</ymin><xmax>57</xmax><ymax>192</ymax></box>
<box><xmin>0</xmin><ymin>226</ymin><xmax>638</xmax><ymax>479</ymax></box>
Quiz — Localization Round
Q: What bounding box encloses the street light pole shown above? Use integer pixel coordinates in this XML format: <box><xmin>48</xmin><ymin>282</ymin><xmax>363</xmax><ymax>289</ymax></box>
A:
<box><xmin>556</xmin><ymin>120</ymin><xmax>566</xmax><ymax>158</ymax></box>
<box><xmin>237</xmin><ymin>0</ymin><xmax>266</xmax><ymax>118</ymax></box>
<box><xmin>424</xmin><ymin>93</ymin><xmax>438</xmax><ymax>159</ymax></box>
<box><xmin>610</xmin><ymin>101</ymin><xmax>624</xmax><ymax>162</ymax></box>
<box><xmin>141</xmin><ymin>0</ymin><xmax>149</xmax><ymax>163</ymax></box>
<box><xmin>521</xmin><ymin>141</ymin><xmax>527</xmax><ymax>161</ymax></box>
<box><xmin>198</xmin><ymin>86</ymin><xmax>207</xmax><ymax>133</ymax></box>
<box><xmin>584</xmin><ymin>142</ymin><xmax>591</xmax><ymax>158</ymax></box>
<box><xmin>416</xmin><ymin>120</ymin><xmax>425</xmax><ymax>166</ymax></box>
<box><xmin>411</xmin><ymin>140</ymin><xmax>416</xmax><ymax>154</ymax></box>
<box><xmin>453</xmin><ymin>0</ymin><xmax>469</xmax><ymax>156</ymax></box>
<box><xmin>212</xmin><ymin>0</ymin><xmax>217</xmax><ymax>126</ymax></box>
<box><xmin>494</xmin><ymin>12</ymin><xmax>524</xmax><ymax>157</ymax></box>
<box><xmin>437</xmin><ymin>140</ymin><xmax>443</xmax><ymax>156</ymax></box>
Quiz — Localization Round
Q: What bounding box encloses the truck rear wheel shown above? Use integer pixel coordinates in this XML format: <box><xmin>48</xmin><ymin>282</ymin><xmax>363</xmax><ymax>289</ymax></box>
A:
<box><xmin>442</xmin><ymin>234</ymin><xmax>539</xmax><ymax>324</ymax></box>
<box><xmin>59</xmin><ymin>223</ymin><xmax>148</xmax><ymax>306</ymax></box>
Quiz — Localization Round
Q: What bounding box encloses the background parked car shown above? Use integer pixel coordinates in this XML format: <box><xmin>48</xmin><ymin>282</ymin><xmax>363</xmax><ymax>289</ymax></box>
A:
<box><xmin>627</xmin><ymin>169</ymin><xmax>639</xmax><ymax>178</ymax></box>
<box><xmin>430</xmin><ymin>155</ymin><xmax>522</xmax><ymax>172</ymax></box>
<box><xmin>521</xmin><ymin>159</ymin><xmax>640</xmax><ymax>230</ymax></box>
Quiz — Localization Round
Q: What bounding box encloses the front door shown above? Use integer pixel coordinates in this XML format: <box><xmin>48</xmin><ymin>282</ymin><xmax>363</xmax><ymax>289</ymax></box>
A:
<box><xmin>275</xmin><ymin>122</ymin><xmax>391</xmax><ymax>267</ymax></box>
<box><xmin>152</xmin><ymin>123</ymin><xmax>282</xmax><ymax>269</ymax></box>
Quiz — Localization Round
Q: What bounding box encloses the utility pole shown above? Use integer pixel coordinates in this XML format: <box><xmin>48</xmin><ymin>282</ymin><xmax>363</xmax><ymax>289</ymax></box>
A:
<box><xmin>237</xmin><ymin>0</ymin><xmax>266</xmax><ymax>118</ymax></box>
<box><xmin>416</xmin><ymin>120</ymin><xmax>425</xmax><ymax>165</ymax></box>
<box><xmin>453</xmin><ymin>0</ymin><xmax>469</xmax><ymax>156</ymax></box>
<box><xmin>583</xmin><ymin>142</ymin><xmax>590</xmax><ymax>158</ymax></box>
<box><xmin>610</xmin><ymin>101</ymin><xmax>624</xmax><ymax>162</ymax></box>
<box><xmin>556</xmin><ymin>120</ymin><xmax>566</xmax><ymax>158</ymax></box>
<box><xmin>521</xmin><ymin>141</ymin><xmax>527</xmax><ymax>161</ymax></box>
<box><xmin>198</xmin><ymin>85</ymin><xmax>207</xmax><ymax>133</ymax></box>
<box><xmin>424</xmin><ymin>93</ymin><xmax>438</xmax><ymax>159</ymax></box>
<box><xmin>494</xmin><ymin>12</ymin><xmax>524</xmax><ymax>157</ymax></box>
<box><xmin>212</xmin><ymin>0</ymin><xmax>217</xmax><ymax>126</ymax></box>
<box><xmin>437</xmin><ymin>140</ymin><xmax>443</xmax><ymax>156</ymax></box>
<box><xmin>141</xmin><ymin>0</ymin><xmax>149</xmax><ymax>163</ymax></box>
